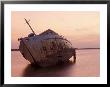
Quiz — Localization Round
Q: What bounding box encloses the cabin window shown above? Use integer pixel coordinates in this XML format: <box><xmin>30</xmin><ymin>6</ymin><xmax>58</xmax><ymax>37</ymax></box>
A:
<box><xmin>57</xmin><ymin>43</ymin><xmax>63</xmax><ymax>50</ymax></box>
<box><xmin>50</xmin><ymin>41</ymin><xmax>56</xmax><ymax>50</ymax></box>
<box><xmin>52</xmin><ymin>41</ymin><xmax>56</xmax><ymax>47</ymax></box>
<box><xmin>42</xmin><ymin>46</ymin><xmax>47</xmax><ymax>51</ymax></box>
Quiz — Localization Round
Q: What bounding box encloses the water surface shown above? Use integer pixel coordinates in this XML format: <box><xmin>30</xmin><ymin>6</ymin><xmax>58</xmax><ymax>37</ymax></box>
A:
<box><xmin>11</xmin><ymin>49</ymin><xmax>100</xmax><ymax>77</ymax></box>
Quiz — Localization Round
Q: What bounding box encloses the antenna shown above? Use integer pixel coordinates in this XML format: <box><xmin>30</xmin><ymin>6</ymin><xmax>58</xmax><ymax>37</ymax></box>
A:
<box><xmin>24</xmin><ymin>18</ymin><xmax>36</xmax><ymax>35</ymax></box>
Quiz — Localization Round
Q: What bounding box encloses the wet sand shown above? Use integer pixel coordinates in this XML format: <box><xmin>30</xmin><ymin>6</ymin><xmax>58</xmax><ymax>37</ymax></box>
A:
<box><xmin>11</xmin><ymin>50</ymin><xmax>100</xmax><ymax>77</ymax></box>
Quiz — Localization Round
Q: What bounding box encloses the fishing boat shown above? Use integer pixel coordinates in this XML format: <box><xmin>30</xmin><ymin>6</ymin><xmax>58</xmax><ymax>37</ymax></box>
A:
<box><xmin>18</xmin><ymin>18</ymin><xmax>76</xmax><ymax>67</ymax></box>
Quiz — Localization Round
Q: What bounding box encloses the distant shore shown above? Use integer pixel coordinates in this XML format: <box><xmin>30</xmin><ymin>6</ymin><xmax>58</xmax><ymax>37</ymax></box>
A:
<box><xmin>76</xmin><ymin>48</ymin><xmax>100</xmax><ymax>50</ymax></box>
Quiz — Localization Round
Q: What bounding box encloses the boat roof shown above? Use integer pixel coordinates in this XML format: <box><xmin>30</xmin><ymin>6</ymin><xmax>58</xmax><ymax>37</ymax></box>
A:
<box><xmin>39</xmin><ymin>29</ymin><xmax>58</xmax><ymax>36</ymax></box>
<box><xmin>24</xmin><ymin>29</ymin><xmax>72</xmax><ymax>44</ymax></box>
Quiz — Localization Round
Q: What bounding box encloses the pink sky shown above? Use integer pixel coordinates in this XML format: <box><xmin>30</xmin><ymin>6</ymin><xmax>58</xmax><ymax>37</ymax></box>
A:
<box><xmin>11</xmin><ymin>11</ymin><xmax>100</xmax><ymax>49</ymax></box>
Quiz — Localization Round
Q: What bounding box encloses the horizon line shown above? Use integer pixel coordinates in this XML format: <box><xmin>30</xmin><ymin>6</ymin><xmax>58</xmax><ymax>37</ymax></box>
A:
<box><xmin>11</xmin><ymin>48</ymin><xmax>100</xmax><ymax>51</ymax></box>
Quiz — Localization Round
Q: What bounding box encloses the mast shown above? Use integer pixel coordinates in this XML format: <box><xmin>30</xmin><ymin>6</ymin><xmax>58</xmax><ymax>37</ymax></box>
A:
<box><xmin>24</xmin><ymin>18</ymin><xmax>36</xmax><ymax>35</ymax></box>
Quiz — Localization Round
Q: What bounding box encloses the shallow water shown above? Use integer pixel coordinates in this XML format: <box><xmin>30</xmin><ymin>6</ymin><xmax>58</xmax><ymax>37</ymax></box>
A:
<box><xmin>11</xmin><ymin>49</ymin><xmax>100</xmax><ymax>77</ymax></box>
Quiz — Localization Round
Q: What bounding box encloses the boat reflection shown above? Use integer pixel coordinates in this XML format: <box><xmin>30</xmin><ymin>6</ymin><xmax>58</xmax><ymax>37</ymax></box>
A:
<box><xmin>22</xmin><ymin>60</ymin><xmax>75</xmax><ymax>77</ymax></box>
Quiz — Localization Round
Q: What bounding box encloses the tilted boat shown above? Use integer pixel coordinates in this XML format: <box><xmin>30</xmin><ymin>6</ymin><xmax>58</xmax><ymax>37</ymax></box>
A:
<box><xmin>18</xmin><ymin>18</ymin><xmax>76</xmax><ymax>67</ymax></box>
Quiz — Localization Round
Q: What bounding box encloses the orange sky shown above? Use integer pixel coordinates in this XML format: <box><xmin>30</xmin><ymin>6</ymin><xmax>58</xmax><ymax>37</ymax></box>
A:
<box><xmin>11</xmin><ymin>11</ymin><xmax>100</xmax><ymax>49</ymax></box>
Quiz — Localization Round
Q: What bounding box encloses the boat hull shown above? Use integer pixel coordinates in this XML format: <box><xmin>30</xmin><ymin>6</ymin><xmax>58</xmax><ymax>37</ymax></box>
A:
<box><xmin>19</xmin><ymin>30</ymin><xmax>76</xmax><ymax>67</ymax></box>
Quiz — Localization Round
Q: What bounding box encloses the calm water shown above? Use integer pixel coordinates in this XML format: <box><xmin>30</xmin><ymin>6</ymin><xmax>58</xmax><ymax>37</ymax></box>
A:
<box><xmin>11</xmin><ymin>50</ymin><xmax>100</xmax><ymax>77</ymax></box>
